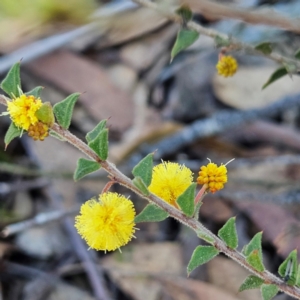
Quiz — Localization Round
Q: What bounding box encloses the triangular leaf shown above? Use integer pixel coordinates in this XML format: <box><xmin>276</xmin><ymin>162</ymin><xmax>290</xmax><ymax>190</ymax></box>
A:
<box><xmin>1</xmin><ymin>62</ymin><xmax>21</xmax><ymax>98</ymax></box>
<box><xmin>88</xmin><ymin>128</ymin><xmax>109</xmax><ymax>160</ymax></box>
<box><xmin>261</xmin><ymin>284</ymin><xmax>278</xmax><ymax>300</ymax></box>
<box><xmin>187</xmin><ymin>246</ymin><xmax>219</xmax><ymax>275</ymax></box>
<box><xmin>284</xmin><ymin>62</ymin><xmax>297</xmax><ymax>74</ymax></box>
<box><xmin>239</xmin><ymin>275</ymin><xmax>264</xmax><ymax>292</ymax></box>
<box><xmin>255</xmin><ymin>42</ymin><xmax>273</xmax><ymax>55</ymax></box>
<box><xmin>53</xmin><ymin>93</ymin><xmax>80</xmax><ymax>129</ymax></box>
<box><xmin>49</xmin><ymin>130</ymin><xmax>65</xmax><ymax>141</ymax></box>
<box><xmin>73</xmin><ymin>158</ymin><xmax>100</xmax><ymax>181</ymax></box>
<box><xmin>86</xmin><ymin>119</ymin><xmax>107</xmax><ymax>143</ymax></box>
<box><xmin>243</xmin><ymin>232</ymin><xmax>263</xmax><ymax>260</ymax></box>
<box><xmin>196</xmin><ymin>229</ymin><xmax>214</xmax><ymax>244</ymax></box>
<box><xmin>176</xmin><ymin>183</ymin><xmax>196</xmax><ymax>217</ymax></box>
<box><xmin>262</xmin><ymin>67</ymin><xmax>288</xmax><ymax>89</ymax></box>
<box><xmin>132</xmin><ymin>153</ymin><xmax>153</xmax><ymax>187</ymax></box>
<box><xmin>171</xmin><ymin>29</ymin><xmax>199</xmax><ymax>61</ymax></box>
<box><xmin>132</xmin><ymin>176</ymin><xmax>150</xmax><ymax>196</ymax></box>
<box><xmin>135</xmin><ymin>204</ymin><xmax>168</xmax><ymax>223</ymax></box>
<box><xmin>25</xmin><ymin>86</ymin><xmax>43</xmax><ymax>98</ymax></box>
<box><xmin>215</xmin><ymin>35</ymin><xmax>230</xmax><ymax>47</ymax></box>
<box><xmin>4</xmin><ymin>122</ymin><xmax>22</xmax><ymax>148</ymax></box>
<box><xmin>176</xmin><ymin>4</ymin><xmax>193</xmax><ymax>22</ymax></box>
<box><xmin>218</xmin><ymin>217</ymin><xmax>238</xmax><ymax>249</ymax></box>
<box><xmin>296</xmin><ymin>264</ymin><xmax>300</xmax><ymax>287</ymax></box>
<box><xmin>35</xmin><ymin>102</ymin><xmax>55</xmax><ymax>126</ymax></box>
<box><xmin>246</xmin><ymin>249</ymin><xmax>265</xmax><ymax>272</ymax></box>
<box><xmin>278</xmin><ymin>249</ymin><xmax>298</xmax><ymax>286</ymax></box>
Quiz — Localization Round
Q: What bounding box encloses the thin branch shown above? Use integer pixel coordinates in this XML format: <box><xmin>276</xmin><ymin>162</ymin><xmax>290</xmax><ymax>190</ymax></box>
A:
<box><xmin>0</xmin><ymin>94</ymin><xmax>7</xmax><ymax>106</ymax></box>
<box><xmin>1</xmin><ymin>92</ymin><xmax>300</xmax><ymax>297</ymax></box>
<box><xmin>131</xmin><ymin>0</ymin><xmax>300</xmax><ymax>71</ymax></box>
<box><xmin>0</xmin><ymin>178</ymin><xmax>49</xmax><ymax>196</ymax></box>
<box><xmin>183</xmin><ymin>0</ymin><xmax>300</xmax><ymax>33</ymax></box>
<box><xmin>131</xmin><ymin>93</ymin><xmax>300</xmax><ymax>161</ymax></box>
<box><xmin>50</xmin><ymin>121</ymin><xmax>300</xmax><ymax>299</ymax></box>
<box><xmin>0</xmin><ymin>162</ymin><xmax>73</xmax><ymax>178</ymax></box>
<box><xmin>1</xmin><ymin>206</ymin><xmax>79</xmax><ymax>237</ymax></box>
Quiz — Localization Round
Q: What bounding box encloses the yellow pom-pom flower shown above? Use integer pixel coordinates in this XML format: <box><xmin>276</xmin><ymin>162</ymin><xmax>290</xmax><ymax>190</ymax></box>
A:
<box><xmin>148</xmin><ymin>161</ymin><xmax>193</xmax><ymax>207</ymax></box>
<box><xmin>75</xmin><ymin>192</ymin><xmax>136</xmax><ymax>252</ymax></box>
<box><xmin>216</xmin><ymin>55</ymin><xmax>238</xmax><ymax>77</ymax></box>
<box><xmin>197</xmin><ymin>161</ymin><xmax>228</xmax><ymax>193</ymax></box>
<box><xmin>6</xmin><ymin>94</ymin><xmax>42</xmax><ymax>130</ymax></box>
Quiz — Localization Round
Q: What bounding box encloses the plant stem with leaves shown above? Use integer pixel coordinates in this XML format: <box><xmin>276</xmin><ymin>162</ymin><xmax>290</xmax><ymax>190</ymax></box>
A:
<box><xmin>131</xmin><ymin>0</ymin><xmax>300</xmax><ymax>73</ymax></box>
<box><xmin>1</xmin><ymin>93</ymin><xmax>300</xmax><ymax>299</ymax></box>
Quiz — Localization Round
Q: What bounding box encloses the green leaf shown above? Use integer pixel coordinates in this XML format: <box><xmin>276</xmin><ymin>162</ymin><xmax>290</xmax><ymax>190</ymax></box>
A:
<box><xmin>170</xmin><ymin>29</ymin><xmax>199</xmax><ymax>61</ymax></box>
<box><xmin>53</xmin><ymin>93</ymin><xmax>80</xmax><ymax>129</ymax></box>
<box><xmin>49</xmin><ymin>130</ymin><xmax>65</xmax><ymax>141</ymax></box>
<box><xmin>296</xmin><ymin>264</ymin><xmax>300</xmax><ymax>287</ymax></box>
<box><xmin>88</xmin><ymin>128</ymin><xmax>109</xmax><ymax>160</ymax></box>
<box><xmin>176</xmin><ymin>4</ymin><xmax>193</xmax><ymax>22</ymax></box>
<box><xmin>239</xmin><ymin>275</ymin><xmax>264</xmax><ymax>292</ymax></box>
<box><xmin>132</xmin><ymin>153</ymin><xmax>153</xmax><ymax>187</ymax></box>
<box><xmin>134</xmin><ymin>204</ymin><xmax>168</xmax><ymax>223</ymax></box>
<box><xmin>132</xmin><ymin>176</ymin><xmax>150</xmax><ymax>196</ymax></box>
<box><xmin>246</xmin><ymin>249</ymin><xmax>265</xmax><ymax>272</ymax></box>
<box><xmin>187</xmin><ymin>246</ymin><xmax>219</xmax><ymax>275</ymax></box>
<box><xmin>284</xmin><ymin>62</ymin><xmax>297</xmax><ymax>74</ymax></box>
<box><xmin>215</xmin><ymin>35</ymin><xmax>230</xmax><ymax>47</ymax></box>
<box><xmin>278</xmin><ymin>249</ymin><xmax>298</xmax><ymax>286</ymax></box>
<box><xmin>1</xmin><ymin>62</ymin><xmax>21</xmax><ymax>98</ymax></box>
<box><xmin>176</xmin><ymin>183</ymin><xmax>196</xmax><ymax>217</ymax></box>
<box><xmin>25</xmin><ymin>86</ymin><xmax>43</xmax><ymax>98</ymax></box>
<box><xmin>255</xmin><ymin>42</ymin><xmax>273</xmax><ymax>55</ymax></box>
<box><xmin>73</xmin><ymin>158</ymin><xmax>100</xmax><ymax>181</ymax></box>
<box><xmin>243</xmin><ymin>232</ymin><xmax>263</xmax><ymax>260</ymax></box>
<box><xmin>86</xmin><ymin>119</ymin><xmax>107</xmax><ymax>143</ymax></box>
<box><xmin>218</xmin><ymin>217</ymin><xmax>238</xmax><ymax>249</ymax></box>
<box><xmin>4</xmin><ymin>122</ymin><xmax>22</xmax><ymax>148</ymax></box>
<box><xmin>35</xmin><ymin>102</ymin><xmax>55</xmax><ymax>126</ymax></box>
<box><xmin>295</xmin><ymin>48</ymin><xmax>300</xmax><ymax>60</ymax></box>
<box><xmin>262</xmin><ymin>67</ymin><xmax>288</xmax><ymax>89</ymax></box>
<box><xmin>261</xmin><ymin>284</ymin><xmax>278</xmax><ymax>300</ymax></box>
<box><xmin>196</xmin><ymin>229</ymin><xmax>214</xmax><ymax>244</ymax></box>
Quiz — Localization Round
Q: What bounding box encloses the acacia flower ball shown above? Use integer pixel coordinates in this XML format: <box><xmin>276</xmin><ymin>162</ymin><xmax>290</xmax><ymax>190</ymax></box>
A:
<box><xmin>148</xmin><ymin>161</ymin><xmax>193</xmax><ymax>207</ymax></box>
<box><xmin>28</xmin><ymin>121</ymin><xmax>49</xmax><ymax>141</ymax></box>
<box><xmin>216</xmin><ymin>55</ymin><xmax>238</xmax><ymax>77</ymax></box>
<box><xmin>197</xmin><ymin>162</ymin><xmax>227</xmax><ymax>193</ymax></box>
<box><xmin>75</xmin><ymin>192</ymin><xmax>136</xmax><ymax>252</ymax></box>
<box><xmin>7</xmin><ymin>95</ymin><xmax>42</xmax><ymax>130</ymax></box>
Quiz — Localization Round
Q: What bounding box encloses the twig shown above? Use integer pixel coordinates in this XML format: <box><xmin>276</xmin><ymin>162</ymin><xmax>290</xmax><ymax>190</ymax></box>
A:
<box><xmin>131</xmin><ymin>93</ymin><xmax>300</xmax><ymax>161</ymax></box>
<box><xmin>224</xmin><ymin>120</ymin><xmax>300</xmax><ymax>151</ymax></box>
<box><xmin>0</xmin><ymin>95</ymin><xmax>7</xmax><ymax>106</ymax></box>
<box><xmin>131</xmin><ymin>0</ymin><xmax>300</xmax><ymax>71</ymax></box>
<box><xmin>2</xmin><ymin>92</ymin><xmax>300</xmax><ymax>296</ymax></box>
<box><xmin>0</xmin><ymin>260</ymin><xmax>57</xmax><ymax>280</ymax></box>
<box><xmin>50</xmin><ymin>121</ymin><xmax>300</xmax><ymax>299</ymax></box>
<box><xmin>1</xmin><ymin>206</ymin><xmax>79</xmax><ymax>237</ymax></box>
<box><xmin>0</xmin><ymin>178</ymin><xmax>49</xmax><ymax>196</ymax></box>
<box><xmin>217</xmin><ymin>189</ymin><xmax>300</xmax><ymax>205</ymax></box>
<box><xmin>183</xmin><ymin>0</ymin><xmax>300</xmax><ymax>33</ymax></box>
<box><xmin>0</xmin><ymin>162</ymin><xmax>73</xmax><ymax>178</ymax></box>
